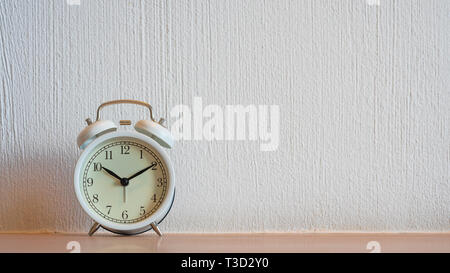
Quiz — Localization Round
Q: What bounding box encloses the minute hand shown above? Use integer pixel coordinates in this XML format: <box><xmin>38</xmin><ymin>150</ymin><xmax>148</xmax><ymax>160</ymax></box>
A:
<box><xmin>128</xmin><ymin>163</ymin><xmax>157</xmax><ymax>180</ymax></box>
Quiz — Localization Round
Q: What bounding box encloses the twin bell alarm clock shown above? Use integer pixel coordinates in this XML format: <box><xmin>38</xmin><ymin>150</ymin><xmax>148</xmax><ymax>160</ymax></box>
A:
<box><xmin>73</xmin><ymin>100</ymin><xmax>175</xmax><ymax>236</ymax></box>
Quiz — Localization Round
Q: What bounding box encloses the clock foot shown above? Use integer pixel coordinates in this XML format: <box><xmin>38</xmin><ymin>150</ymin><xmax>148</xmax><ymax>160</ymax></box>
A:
<box><xmin>88</xmin><ymin>222</ymin><xmax>101</xmax><ymax>236</ymax></box>
<box><xmin>150</xmin><ymin>222</ymin><xmax>162</xmax><ymax>236</ymax></box>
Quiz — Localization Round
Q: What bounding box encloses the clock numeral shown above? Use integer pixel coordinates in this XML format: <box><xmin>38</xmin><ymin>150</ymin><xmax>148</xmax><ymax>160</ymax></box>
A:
<box><xmin>152</xmin><ymin>194</ymin><xmax>157</xmax><ymax>203</ymax></box>
<box><xmin>157</xmin><ymin>178</ymin><xmax>164</xmax><ymax>187</ymax></box>
<box><xmin>106</xmin><ymin>205</ymin><xmax>112</xmax><ymax>215</ymax></box>
<box><xmin>92</xmin><ymin>194</ymin><xmax>99</xmax><ymax>203</ymax></box>
<box><xmin>93</xmin><ymin>163</ymin><xmax>103</xmax><ymax>172</ymax></box>
<box><xmin>105</xmin><ymin>151</ymin><xmax>113</xmax><ymax>160</ymax></box>
<box><xmin>86</xmin><ymin>178</ymin><xmax>94</xmax><ymax>187</ymax></box>
<box><xmin>121</xmin><ymin>145</ymin><xmax>130</xmax><ymax>155</ymax></box>
<box><xmin>140</xmin><ymin>206</ymin><xmax>145</xmax><ymax>216</ymax></box>
<box><xmin>140</xmin><ymin>150</ymin><xmax>143</xmax><ymax>159</ymax></box>
<box><xmin>122</xmin><ymin>210</ymin><xmax>128</xmax><ymax>220</ymax></box>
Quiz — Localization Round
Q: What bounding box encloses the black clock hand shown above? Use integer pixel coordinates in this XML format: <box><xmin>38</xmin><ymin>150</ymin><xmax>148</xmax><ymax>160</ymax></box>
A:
<box><xmin>128</xmin><ymin>163</ymin><xmax>157</xmax><ymax>181</ymax></box>
<box><xmin>102</xmin><ymin>167</ymin><xmax>122</xmax><ymax>181</ymax></box>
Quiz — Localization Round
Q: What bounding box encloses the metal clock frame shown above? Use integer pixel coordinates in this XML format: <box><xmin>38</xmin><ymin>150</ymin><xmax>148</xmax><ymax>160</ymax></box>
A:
<box><xmin>75</xmin><ymin>100</ymin><xmax>174</xmax><ymax>236</ymax></box>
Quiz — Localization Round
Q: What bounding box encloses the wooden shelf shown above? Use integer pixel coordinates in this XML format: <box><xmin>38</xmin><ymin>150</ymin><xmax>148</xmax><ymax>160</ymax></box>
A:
<box><xmin>0</xmin><ymin>233</ymin><xmax>449</xmax><ymax>253</ymax></box>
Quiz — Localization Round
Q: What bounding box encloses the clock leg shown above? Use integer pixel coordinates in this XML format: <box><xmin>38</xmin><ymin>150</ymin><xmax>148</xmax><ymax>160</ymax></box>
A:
<box><xmin>88</xmin><ymin>221</ymin><xmax>101</xmax><ymax>236</ymax></box>
<box><xmin>150</xmin><ymin>222</ymin><xmax>162</xmax><ymax>236</ymax></box>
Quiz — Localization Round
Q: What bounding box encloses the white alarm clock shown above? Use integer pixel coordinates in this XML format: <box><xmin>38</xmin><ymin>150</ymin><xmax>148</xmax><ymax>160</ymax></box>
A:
<box><xmin>74</xmin><ymin>100</ymin><xmax>175</xmax><ymax>236</ymax></box>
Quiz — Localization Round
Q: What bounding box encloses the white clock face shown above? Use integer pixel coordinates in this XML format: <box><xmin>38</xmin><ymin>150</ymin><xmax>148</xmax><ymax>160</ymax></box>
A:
<box><xmin>79</xmin><ymin>136</ymin><xmax>169</xmax><ymax>224</ymax></box>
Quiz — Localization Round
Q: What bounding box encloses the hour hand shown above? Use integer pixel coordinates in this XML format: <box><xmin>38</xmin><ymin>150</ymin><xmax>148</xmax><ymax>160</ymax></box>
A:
<box><xmin>102</xmin><ymin>167</ymin><xmax>122</xmax><ymax>181</ymax></box>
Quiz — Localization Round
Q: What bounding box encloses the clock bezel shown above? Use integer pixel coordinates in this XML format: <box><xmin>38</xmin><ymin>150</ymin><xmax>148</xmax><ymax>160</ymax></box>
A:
<box><xmin>74</xmin><ymin>131</ymin><xmax>175</xmax><ymax>234</ymax></box>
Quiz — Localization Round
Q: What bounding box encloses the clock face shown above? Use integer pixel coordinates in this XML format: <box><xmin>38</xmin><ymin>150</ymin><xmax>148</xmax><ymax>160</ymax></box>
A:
<box><xmin>79</xmin><ymin>136</ymin><xmax>169</xmax><ymax>224</ymax></box>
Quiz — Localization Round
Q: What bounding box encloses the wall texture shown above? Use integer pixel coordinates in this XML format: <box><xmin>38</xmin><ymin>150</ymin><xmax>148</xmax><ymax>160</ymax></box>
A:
<box><xmin>0</xmin><ymin>0</ymin><xmax>449</xmax><ymax>233</ymax></box>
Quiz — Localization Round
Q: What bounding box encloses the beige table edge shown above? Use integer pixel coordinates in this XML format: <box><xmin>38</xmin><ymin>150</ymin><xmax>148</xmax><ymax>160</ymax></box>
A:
<box><xmin>0</xmin><ymin>232</ymin><xmax>449</xmax><ymax>253</ymax></box>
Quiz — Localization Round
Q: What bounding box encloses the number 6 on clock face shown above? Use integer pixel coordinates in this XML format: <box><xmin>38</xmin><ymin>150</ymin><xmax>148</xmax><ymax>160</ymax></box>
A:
<box><xmin>74</xmin><ymin>131</ymin><xmax>175</xmax><ymax>235</ymax></box>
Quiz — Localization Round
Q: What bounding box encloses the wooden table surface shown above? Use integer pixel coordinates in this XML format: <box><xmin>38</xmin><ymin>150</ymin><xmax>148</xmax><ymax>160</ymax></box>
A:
<box><xmin>0</xmin><ymin>233</ymin><xmax>449</xmax><ymax>253</ymax></box>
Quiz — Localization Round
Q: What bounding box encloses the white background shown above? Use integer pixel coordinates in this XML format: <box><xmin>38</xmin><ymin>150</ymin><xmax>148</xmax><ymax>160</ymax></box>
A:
<box><xmin>0</xmin><ymin>0</ymin><xmax>448</xmax><ymax>233</ymax></box>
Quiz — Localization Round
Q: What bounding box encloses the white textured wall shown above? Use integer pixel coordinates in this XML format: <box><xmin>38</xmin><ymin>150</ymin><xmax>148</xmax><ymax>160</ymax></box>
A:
<box><xmin>0</xmin><ymin>0</ymin><xmax>449</xmax><ymax>233</ymax></box>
